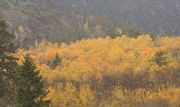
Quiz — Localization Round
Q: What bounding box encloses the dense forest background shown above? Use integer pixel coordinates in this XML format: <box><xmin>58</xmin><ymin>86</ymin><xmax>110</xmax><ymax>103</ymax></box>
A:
<box><xmin>1</xmin><ymin>0</ymin><xmax>180</xmax><ymax>46</ymax></box>
<box><xmin>0</xmin><ymin>0</ymin><xmax>180</xmax><ymax>107</ymax></box>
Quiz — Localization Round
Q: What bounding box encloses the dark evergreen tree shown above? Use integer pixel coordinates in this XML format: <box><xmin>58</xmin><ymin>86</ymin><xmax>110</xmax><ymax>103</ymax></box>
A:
<box><xmin>50</xmin><ymin>53</ymin><xmax>61</xmax><ymax>69</ymax></box>
<box><xmin>0</xmin><ymin>20</ymin><xmax>18</xmax><ymax>106</ymax></box>
<box><xmin>152</xmin><ymin>51</ymin><xmax>168</xmax><ymax>67</ymax></box>
<box><xmin>17</xmin><ymin>55</ymin><xmax>49</xmax><ymax>107</ymax></box>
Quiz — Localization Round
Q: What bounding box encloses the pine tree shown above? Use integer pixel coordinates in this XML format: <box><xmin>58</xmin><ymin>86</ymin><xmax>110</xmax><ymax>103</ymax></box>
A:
<box><xmin>0</xmin><ymin>20</ymin><xmax>18</xmax><ymax>106</ymax></box>
<box><xmin>17</xmin><ymin>55</ymin><xmax>49</xmax><ymax>107</ymax></box>
<box><xmin>152</xmin><ymin>51</ymin><xmax>168</xmax><ymax>67</ymax></box>
<box><xmin>50</xmin><ymin>53</ymin><xmax>61</xmax><ymax>69</ymax></box>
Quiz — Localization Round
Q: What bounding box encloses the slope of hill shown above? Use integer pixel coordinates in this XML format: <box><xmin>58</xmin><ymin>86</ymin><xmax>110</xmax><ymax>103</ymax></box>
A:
<box><xmin>1</xmin><ymin>0</ymin><xmax>180</xmax><ymax>45</ymax></box>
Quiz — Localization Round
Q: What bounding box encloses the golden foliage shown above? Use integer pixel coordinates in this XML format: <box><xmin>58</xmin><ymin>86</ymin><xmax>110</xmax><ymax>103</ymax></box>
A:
<box><xmin>18</xmin><ymin>25</ymin><xmax>25</xmax><ymax>33</ymax></box>
<box><xmin>16</xmin><ymin>35</ymin><xmax>180</xmax><ymax>107</ymax></box>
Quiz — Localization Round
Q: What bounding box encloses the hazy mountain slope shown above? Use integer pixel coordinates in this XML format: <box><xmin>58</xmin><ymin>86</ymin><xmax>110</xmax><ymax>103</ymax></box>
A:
<box><xmin>0</xmin><ymin>0</ymin><xmax>180</xmax><ymax>45</ymax></box>
<box><xmin>52</xmin><ymin>0</ymin><xmax>180</xmax><ymax>35</ymax></box>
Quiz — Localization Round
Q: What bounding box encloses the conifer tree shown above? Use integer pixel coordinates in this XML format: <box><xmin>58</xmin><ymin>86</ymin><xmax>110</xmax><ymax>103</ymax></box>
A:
<box><xmin>152</xmin><ymin>51</ymin><xmax>168</xmax><ymax>67</ymax></box>
<box><xmin>50</xmin><ymin>53</ymin><xmax>61</xmax><ymax>69</ymax></box>
<box><xmin>0</xmin><ymin>20</ymin><xmax>18</xmax><ymax>106</ymax></box>
<box><xmin>17</xmin><ymin>55</ymin><xmax>49</xmax><ymax>107</ymax></box>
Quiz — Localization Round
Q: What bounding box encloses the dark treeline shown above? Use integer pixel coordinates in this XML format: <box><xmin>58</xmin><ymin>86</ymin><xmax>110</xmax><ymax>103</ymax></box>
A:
<box><xmin>0</xmin><ymin>20</ymin><xmax>49</xmax><ymax>107</ymax></box>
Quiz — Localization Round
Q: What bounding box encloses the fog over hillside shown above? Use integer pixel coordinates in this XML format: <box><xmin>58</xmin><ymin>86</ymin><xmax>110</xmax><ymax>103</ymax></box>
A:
<box><xmin>0</xmin><ymin>0</ymin><xmax>180</xmax><ymax>44</ymax></box>
<box><xmin>52</xmin><ymin>0</ymin><xmax>180</xmax><ymax>34</ymax></box>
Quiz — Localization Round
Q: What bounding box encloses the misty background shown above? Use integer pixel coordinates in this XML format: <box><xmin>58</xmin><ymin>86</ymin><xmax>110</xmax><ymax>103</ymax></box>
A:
<box><xmin>0</xmin><ymin>0</ymin><xmax>180</xmax><ymax>45</ymax></box>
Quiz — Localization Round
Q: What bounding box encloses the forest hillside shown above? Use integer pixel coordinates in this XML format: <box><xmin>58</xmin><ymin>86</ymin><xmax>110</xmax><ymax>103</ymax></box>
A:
<box><xmin>15</xmin><ymin>35</ymin><xmax>180</xmax><ymax>107</ymax></box>
<box><xmin>1</xmin><ymin>0</ymin><xmax>180</xmax><ymax>46</ymax></box>
<box><xmin>0</xmin><ymin>0</ymin><xmax>180</xmax><ymax>106</ymax></box>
